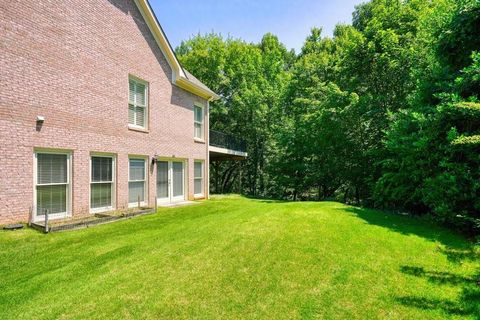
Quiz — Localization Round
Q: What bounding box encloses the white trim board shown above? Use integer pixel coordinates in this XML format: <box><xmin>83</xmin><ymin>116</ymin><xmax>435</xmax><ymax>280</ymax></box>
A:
<box><xmin>133</xmin><ymin>0</ymin><xmax>219</xmax><ymax>101</ymax></box>
<box><xmin>209</xmin><ymin>146</ymin><xmax>248</xmax><ymax>158</ymax></box>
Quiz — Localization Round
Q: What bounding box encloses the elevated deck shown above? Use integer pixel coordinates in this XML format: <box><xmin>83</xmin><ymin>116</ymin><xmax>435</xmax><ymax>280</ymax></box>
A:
<box><xmin>209</xmin><ymin>130</ymin><xmax>247</xmax><ymax>161</ymax></box>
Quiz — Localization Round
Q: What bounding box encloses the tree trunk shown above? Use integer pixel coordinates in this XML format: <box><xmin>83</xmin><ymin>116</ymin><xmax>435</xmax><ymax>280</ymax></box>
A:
<box><xmin>213</xmin><ymin>161</ymin><xmax>220</xmax><ymax>194</ymax></box>
<box><xmin>219</xmin><ymin>162</ymin><xmax>236</xmax><ymax>193</ymax></box>
<box><xmin>322</xmin><ymin>185</ymin><xmax>328</xmax><ymax>199</ymax></box>
<box><xmin>222</xmin><ymin>162</ymin><xmax>238</xmax><ymax>192</ymax></box>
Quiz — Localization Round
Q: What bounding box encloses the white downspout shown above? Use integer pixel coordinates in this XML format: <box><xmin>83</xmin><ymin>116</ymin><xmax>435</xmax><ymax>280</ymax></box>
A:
<box><xmin>206</xmin><ymin>99</ymin><xmax>210</xmax><ymax>199</ymax></box>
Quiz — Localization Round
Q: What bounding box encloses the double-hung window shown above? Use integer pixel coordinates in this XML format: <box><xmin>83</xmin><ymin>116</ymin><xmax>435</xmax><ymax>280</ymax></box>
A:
<box><xmin>129</xmin><ymin>77</ymin><xmax>147</xmax><ymax>129</ymax></box>
<box><xmin>128</xmin><ymin>158</ymin><xmax>146</xmax><ymax>206</ymax></box>
<box><xmin>194</xmin><ymin>104</ymin><xmax>204</xmax><ymax>139</ymax></box>
<box><xmin>35</xmin><ymin>152</ymin><xmax>71</xmax><ymax>218</ymax></box>
<box><xmin>194</xmin><ymin>160</ymin><xmax>204</xmax><ymax>196</ymax></box>
<box><xmin>90</xmin><ymin>156</ymin><xmax>115</xmax><ymax>211</ymax></box>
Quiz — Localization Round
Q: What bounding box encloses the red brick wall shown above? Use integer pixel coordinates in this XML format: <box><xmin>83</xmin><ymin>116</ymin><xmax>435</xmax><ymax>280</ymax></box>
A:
<box><xmin>0</xmin><ymin>0</ymin><xmax>209</xmax><ymax>223</ymax></box>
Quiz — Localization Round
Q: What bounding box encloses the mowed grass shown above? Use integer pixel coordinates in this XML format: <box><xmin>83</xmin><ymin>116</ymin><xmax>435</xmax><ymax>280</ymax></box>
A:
<box><xmin>0</xmin><ymin>196</ymin><xmax>478</xmax><ymax>320</ymax></box>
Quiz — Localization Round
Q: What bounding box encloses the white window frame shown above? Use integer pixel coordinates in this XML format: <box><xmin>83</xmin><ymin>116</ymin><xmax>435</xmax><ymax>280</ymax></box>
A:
<box><xmin>89</xmin><ymin>153</ymin><xmax>116</xmax><ymax>213</ymax></box>
<box><xmin>194</xmin><ymin>103</ymin><xmax>205</xmax><ymax>140</ymax></box>
<box><xmin>33</xmin><ymin>149</ymin><xmax>72</xmax><ymax>221</ymax></box>
<box><xmin>128</xmin><ymin>76</ymin><xmax>148</xmax><ymax>130</ymax></box>
<box><xmin>128</xmin><ymin>157</ymin><xmax>148</xmax><ymax>208</ymax></box>
<box><xmin>194</xmin><ymin>160</ymin><xmax>204</xmax><ymax>197</ymax></box>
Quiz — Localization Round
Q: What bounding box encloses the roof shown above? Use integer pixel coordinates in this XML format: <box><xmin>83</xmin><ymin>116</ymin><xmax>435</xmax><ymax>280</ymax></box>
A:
<box><xmin>133</xmin><ymin>0</ymin><xmax>220</xmax><ymax>101</ymax></box>
<box><xmin>183</xmin><ymin>69</ymin><xmax>215</xmax><ymax>94</ymax></box>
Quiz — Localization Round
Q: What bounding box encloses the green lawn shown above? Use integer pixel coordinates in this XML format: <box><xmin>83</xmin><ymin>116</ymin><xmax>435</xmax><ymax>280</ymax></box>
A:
<box><xmin>1</xmin><ymin>196</ymin><xmax>478</xmax><ymax>319</ymax></box>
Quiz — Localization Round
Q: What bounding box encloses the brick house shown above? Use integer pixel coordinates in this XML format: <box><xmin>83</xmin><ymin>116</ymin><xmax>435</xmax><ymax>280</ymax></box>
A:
<box><xmin>0</xmin><ymin>0</ymin><xmax>246</xmax><ymax>224</ymax></box>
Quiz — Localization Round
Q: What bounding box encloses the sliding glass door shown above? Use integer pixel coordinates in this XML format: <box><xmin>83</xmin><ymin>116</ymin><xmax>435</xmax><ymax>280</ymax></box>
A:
<box><xmin>156</xmin><ymin>160</ymin><xmax>185</xmax><ymax>203</ymax></box>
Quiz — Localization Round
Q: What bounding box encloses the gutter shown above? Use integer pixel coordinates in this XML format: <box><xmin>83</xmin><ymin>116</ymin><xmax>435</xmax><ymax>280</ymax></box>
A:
<box><xmin>137</xmin><ymin>0</ymin><xmax>220</xmax><ymax>101</ymax></box>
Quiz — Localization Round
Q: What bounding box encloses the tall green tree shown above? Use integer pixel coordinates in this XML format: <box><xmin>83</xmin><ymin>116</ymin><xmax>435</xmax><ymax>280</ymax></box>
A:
<box><xmin>377</xmin><ymin>0</ymin><xmax>480</xmax><ymax>232</ymax></box>
<box><xmin>175</xmin><ymin>0</ymin><xmax>479</xmax><ymax>234</ymax></box>
<box><xmin>176</xmin><ymin>33</ymin><xmax>291</xmax><ymax>196</ymax></box>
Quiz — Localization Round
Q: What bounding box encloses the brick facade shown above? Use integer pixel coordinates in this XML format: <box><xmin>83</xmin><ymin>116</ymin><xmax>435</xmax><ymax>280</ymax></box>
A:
<box><xmin>0</xmin><ymin>0</ymin><xmax>209</xmax><ymax>224</ymax></box>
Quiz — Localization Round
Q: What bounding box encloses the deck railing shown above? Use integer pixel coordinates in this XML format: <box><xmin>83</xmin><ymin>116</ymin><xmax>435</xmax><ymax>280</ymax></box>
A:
<box><xmin>209</xmin><ymin>130</ymin><xmax>247</xmax><ymax>153</ymax></box>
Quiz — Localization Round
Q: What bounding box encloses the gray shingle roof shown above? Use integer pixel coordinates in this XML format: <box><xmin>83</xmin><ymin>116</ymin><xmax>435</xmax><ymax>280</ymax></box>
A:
<box><xmin>183</xmin><ymin>69</ymin><xmax>218</xmax><ymax>97</ymax></box>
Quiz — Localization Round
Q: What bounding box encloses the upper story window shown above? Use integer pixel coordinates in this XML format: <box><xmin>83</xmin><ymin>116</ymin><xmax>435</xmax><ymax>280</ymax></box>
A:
<box><xmin>129</xmin><ymin>77</ymin><xmax>148</xmax><ymax>129</ymax></box>
<box><xmin>194</xmin><ymin>104</ymin><xmax>204</xmax><ymax>139</ymax></box>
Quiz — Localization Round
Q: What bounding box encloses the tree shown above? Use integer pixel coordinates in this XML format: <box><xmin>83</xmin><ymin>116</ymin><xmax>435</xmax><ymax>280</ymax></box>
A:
<box><xmin>176</xmin><ymin>33</ymin><xmax>291</xmax><ymax>196</ymax></box>
<box><xmin>175</xmin><ymin>0</ymin><xmax>480</xmax><ymax>234</ymax></box>
<box><xmin>377</xmin><ymin>0</ymin><xmax>480</xmax><ymax>233</ymax></box>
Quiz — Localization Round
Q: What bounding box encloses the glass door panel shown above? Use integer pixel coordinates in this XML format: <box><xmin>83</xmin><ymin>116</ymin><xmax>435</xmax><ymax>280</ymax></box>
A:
<box><xmin>156</xmin><ymin>161</ymin><xmax>169</xmax><ymax>200</ymax></box>
<box><xmin>172</xmin><ymin>162</ymin><xmax>184</xmax><ymax>199</ymax></box>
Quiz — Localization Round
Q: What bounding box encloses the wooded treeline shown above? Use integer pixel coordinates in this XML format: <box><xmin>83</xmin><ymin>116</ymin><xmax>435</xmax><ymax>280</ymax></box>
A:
<box><xmin>176</xmin><ymin>0</ymin><xmax>480</xmax><ymax>234</ymax></box>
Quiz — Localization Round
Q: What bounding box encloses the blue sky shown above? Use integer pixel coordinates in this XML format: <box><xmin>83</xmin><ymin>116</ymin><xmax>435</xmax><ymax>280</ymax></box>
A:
<box><xmin>151</xmin><ymin>0</ymin><xmax>364</xmax><ymax>53</ymax></box>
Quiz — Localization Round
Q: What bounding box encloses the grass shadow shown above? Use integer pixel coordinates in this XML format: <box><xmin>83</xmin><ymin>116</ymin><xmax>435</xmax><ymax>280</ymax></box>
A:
<box><xmin>438</xmin><ymin>246</ymin><xmax>480</xmax><ymax>263</ymax></box>
<box><xmin>242</xmin><ymin>194</ymin><xmax>291</xmax><ymax>204</ymax></box>
<box><xmin>257</xmin><ymin>199</ymin><xmax>292</xmax><ymax>204</ymax></box>
<box><xmin>336</xmin><ymin>206</ymin><xmax>472</xmax><ymax>248</ymax></box>
<box><xmin>400</xmin><ymin>266</ymin><xmax>474</xmax><ymax>285</ymax></box>
<box><xmin>397</xmin><ymin>265</ymin><xmax>480</xmax><ymax>318</ymax></box>
<box><xmin>395</xmin><ymin>296</ymin><xmax>472</xmax><ymax>317</ymax></box>
<box><xmin>335</xmin><ymin>205</ymin><xmax>479</xmax><ymax>318</ymax></box>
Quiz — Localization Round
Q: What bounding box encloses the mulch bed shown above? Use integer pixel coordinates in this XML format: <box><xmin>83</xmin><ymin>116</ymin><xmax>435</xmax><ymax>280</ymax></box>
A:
<box><xmin>31</xmin><ymin>207</ymin><xmax>155</xmax><ymax>233</ymax></box>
